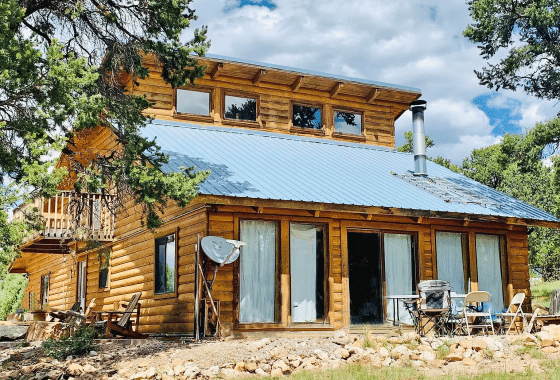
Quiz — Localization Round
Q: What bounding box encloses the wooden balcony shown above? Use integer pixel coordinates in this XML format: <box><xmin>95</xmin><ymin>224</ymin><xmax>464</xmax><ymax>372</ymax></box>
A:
<box><xmin>14</xmin><ymin>191</ymin><xmax>115</xmax><ymax>254</ymax></box>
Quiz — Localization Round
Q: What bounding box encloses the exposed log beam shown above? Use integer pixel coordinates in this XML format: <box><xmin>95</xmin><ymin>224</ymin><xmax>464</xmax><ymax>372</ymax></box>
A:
<box><xmin>366</xmin><ymin>88</ymin><xmax>380</xmax><ymax>103</ymax></box>
<box><xmin>252</xmin><ymin>69</ymin><xmax>266</xmax><ymax>85</ymax></box>
<box><xmin>330</xmin><ymin>82</ymin><xmax>343</xmax><ymax>97</ymax></box>
<box><xmin>211</xmin><ymin>63</ymin><xmax>223</xmax><ymax>80</ymax></box>
<box><xmin>291</xmin><ymin>76</ymin><xmax>305</xmax><ymax>91</ymax></box>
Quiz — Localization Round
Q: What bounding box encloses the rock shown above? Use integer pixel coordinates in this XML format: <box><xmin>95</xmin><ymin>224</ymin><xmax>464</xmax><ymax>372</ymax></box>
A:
<box><xmin>67</xmin><ymin>363</ymin><xmax>83</xmax><ymax>376</ymax></box>
<box><xmin>347</xmin><ymin>346</ymin><xmax>364</xmax><ymax>356</ymax></box>
<box><xmin>391</xmin><ymin>345</ymin><xmax>411</xmax><ymax>360</ymax></box>
<box><xmin>474</xmin><ymin>351</ymin><xmax>485</xmax><ymax>362</ymax></box>
<box><xmin>542</xmin><ymin>346</ymin><xmax>559</xmax><ymax>354</ymax></box>
<box><xmin>459</xmin><ymin>339</ymin><xmax>472</xmax><ymax>350</ymax></box>
<box><xmin>419</xmin><ymin>351</ymin><xmax>435</xmax><ymax>362</ymax></box>
<box><xmin>378</xmin><ymin>347</ymin><xmax>389</xmax><ymax>358</ymax></box>
<box><xmin>272</xmin><ymin>360</ymin><xmax>290</xmax><ymax>373</ymax></box>
<box><xmin>183</xmin><ymin>366</ymin><xmax>200</xmax><ymax>379</ymax></box>
<box><xmin>463</xmin><ymin>348</ymin><xmax>474</xmax><ymax>358</ymax></box>
<box><xmin>313</xmin><ymin>349</ymin><xmax>328</xmax><ymax>361</ymax></box>
<box><xmin>430</xmin><ymin>340</ymin><xmax>443</xmax><ymax>350</ymax></box>
<box><xmin>270</xmin><ymin>368</ymin><xmax>283</xmax><ymax>377</ymax></box>
<box><xmin>541</xmin><ymin>339</ymin><xmax>554</xmax><ymax>348</ymax></box>
<box><xmin>472</xmin><ymin>338</ymin><xmax>488</xmax><ymax>351</ymax></box>
<box><xmin>411</xmin><ymin>360</ymin><xmax>424</xmax><ymax>368</ymax></box>
<box><xmin>402</xmin><ymin>332</ymin><xmax>420</xmax><ymax>342</ymax></box>
<box><xmin>431</xmin><ymin>359</ymin><xmax>446</xmax><ymax>368</ymax></box>
<box><xmin>334</xmin><ymin>348</ymin><xmax>350</xmax><ymax>359</ymax></box>
<box><xmin>130</xmin><ymin>372</ymin><xmax>146</xmax><ymax>380</ymax></box>
<box><xmin>333</xmin><ymin>329</ymin><xmax>347</xmax><ymax>340</ymax></box>
<box><xmin>82</xmin><ymin>364</ymin><xmax>96</xmax><ymax>373</ymax></box>
<box><xmin>381</xmin><ymin>357</ymin><xmax>392</xmax><ymax>367</ymax></box>
<box><xmin>171</xmin><ymin>359</ymin><xmax>184</xmax><ymax>367</ymax></box>
<box><xmin>0</xmin><ymin>324</ymin><xmax>29</xmax><ymax>341</ymax></box>
<box><xmin>137</xmin><ymin>360</ymin><xmax>151</xmax><ymax>368</ymax></box>
<box><xmin>46</xmin><ymin>369</ymin><xmax>63</xmax><ymax>379</ymax></box>
<box><xmin>495</xmin><ymin>351</ymin><xmax>507</xmax><ymax>359</ymax></box>
<box><xmin>463</xmin><ymin>358</ymin><xmax>477</xmax><ymax>366</ymax></box>
<box><xmin>370</xmin><ymin>355</ymin><xmax>383</xmax><ymax>368</ymax></box>
<box><xmin>521</xmin><ymin>333</ymin><xmax>538</xmax><ymax>344</ymax></box>
<box><xmin>446</xmin><ymin>353</ymin><xmax>462</xmax><ymax>362</ymax></box>
<box><xmin>245</xmin><ymin>362</ymin><xmax>257</xmax><ymax>373</ymax></box>
<box><xmin>21</xmin><ymin>366</ymin><xmax>34</xmax><ymax>374</ymax></box>
<box><xmin>221</xmin><ymin>368</ymin><xmax>241</xmax><ymax>379</ymax></box>
<box><xmin>202</xmin><ymin>366</ymin><xmax>220</xmax><ymax>378</ymax></box>
<box><xmin>174</xmin><ymin>365</ymin><xmax>185</xmax><ymax>375</ymax></box>
<box><xmin>259</xmin><ymin>363</ymin><xmax>271</xmax><ymax>372</ymax></box>
<box><xmin>351</xmin><ymin>339</ymin><xmax>363</xmax><ymax>348</ymax></box>
<box><xmin>536</xmin><ymin>331</ymin><xmax>553</xmax><ymax>341</ymax></box>
<box><xmin>290</xmin><ymin>359</ymin><xmax>301</xmax><ymax>368</ymax></box>
<box><xmin>485</xmin><ymin>338</ymin><xmax>503</xmax><ymax>351</ymax></box>
<box><xmin>388</xmin><ymin>337</ymin><xmax>404</xmax><ymax>344</ymax></box>
<box><xmin>235</xmin><ymin>362</ymin><xmax>245</xmax><ymax>371</ymax></box>
<box><xmin>145</xmin><ymin>367</ymin><xmax>156</xmax><ymax>379</ymax></box>
<box><xmin>418</xmin><ymin>344</ymin><xmax>433</xmax><ymax>352</ymax></box>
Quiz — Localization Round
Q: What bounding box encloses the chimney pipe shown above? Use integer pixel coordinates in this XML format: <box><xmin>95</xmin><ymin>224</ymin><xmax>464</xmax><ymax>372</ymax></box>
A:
<box><xmin>410</xmin><ymin>100</ymin><xmax>428</xmax><ymax>176</ymax></box>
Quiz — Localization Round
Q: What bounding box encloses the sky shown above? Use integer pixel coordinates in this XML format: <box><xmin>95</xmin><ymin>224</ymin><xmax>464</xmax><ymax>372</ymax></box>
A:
<box><xmin>186</xmin><ymin>0</ymin><xmax>560</xmax><ymax>165</ymax></box>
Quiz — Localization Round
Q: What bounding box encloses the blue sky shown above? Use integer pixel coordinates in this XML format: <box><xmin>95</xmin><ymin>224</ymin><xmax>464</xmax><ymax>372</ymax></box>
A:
<box><xmin>189</xmin><ymin>0</ymin><xmax>559</xmax><ymax>164</ymax></box>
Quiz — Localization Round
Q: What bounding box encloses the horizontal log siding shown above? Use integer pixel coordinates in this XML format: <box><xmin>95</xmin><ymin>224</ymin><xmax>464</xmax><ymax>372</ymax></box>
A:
<box><xmin>131</xmin><ymin>65</ymin><xmax>407</xmax><ymax>149</ymax></box>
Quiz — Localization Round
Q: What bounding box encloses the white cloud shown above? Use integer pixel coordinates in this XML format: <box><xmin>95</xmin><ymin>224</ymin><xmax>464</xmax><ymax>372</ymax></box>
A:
<box><xmin>188</xmin><ymin>0</ymin><xmax>560</xmax><ymax>163</ymax></box>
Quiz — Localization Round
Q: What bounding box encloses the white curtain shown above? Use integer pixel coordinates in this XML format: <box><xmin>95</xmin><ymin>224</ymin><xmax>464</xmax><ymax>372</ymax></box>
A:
<box><xmin>476</xmin><ymin>235</ymin><xmax>504</xmax><ymax>311</ymax></box>
<box><xmin>239</xmin><ymin>220</ymin><xmax>276</xmax><ymax>323</ymax></box>
<box><xmin>290</xmin><ymin>224</ymin><xmax>319</xmax><ymax>322</ymax></box>
<box><xmin>436</xmin><ymin>232</ymin><xmax>465</xmax><ymax>310</ymax></box>
<box><xmin>384</xmin><ymin>234</ymin><xmax>413</xmax><ymax>324</ymax></box>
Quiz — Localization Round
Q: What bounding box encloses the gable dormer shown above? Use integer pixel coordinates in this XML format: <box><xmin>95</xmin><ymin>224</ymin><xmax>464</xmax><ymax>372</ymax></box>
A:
<box><xmin>131</xmin><ymin>54</ymin><xmax>421</xmax><ymax>148</ymax></box>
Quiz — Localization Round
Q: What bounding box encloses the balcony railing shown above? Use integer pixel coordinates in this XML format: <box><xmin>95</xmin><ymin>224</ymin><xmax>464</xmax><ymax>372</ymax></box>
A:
<box><xmin>14</xmin><ymin>191</ymin><xmax>115</xmax><ymax>243</ymax></box>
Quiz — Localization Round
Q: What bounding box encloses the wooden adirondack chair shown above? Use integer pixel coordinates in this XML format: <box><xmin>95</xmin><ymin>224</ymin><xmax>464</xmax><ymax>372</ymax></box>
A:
<box><xmin>48</xmin><ymin>302</ymin><xmax>80</xmax><ymax>322</ymax></box>
<box><xmin>95</xmin><ymin>292</ymin><xmax>146</xmax><ymax>339</ymax></box>
<box><xmin>65</xmin><ymin>298</ymin><xmax>97</xmax><ymax>326</ymax></box>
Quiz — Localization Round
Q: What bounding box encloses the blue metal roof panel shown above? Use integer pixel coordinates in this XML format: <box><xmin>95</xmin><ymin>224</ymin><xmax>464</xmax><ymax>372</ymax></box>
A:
<box><xmin>202</xmin><ymin>54</ymin><xmax>422</xmax><ymax>94</ymax></box>
<box><xmin>141</xmin><ymin>120</ymin><xmax>558</xmax><ymax>223</ymax></box>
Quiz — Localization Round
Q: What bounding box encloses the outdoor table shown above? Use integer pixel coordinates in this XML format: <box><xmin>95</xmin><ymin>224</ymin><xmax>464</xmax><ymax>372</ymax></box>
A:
<box><xmin>384</xmin><ymin>294</ymin><xmax>420</xmax><ymax>327</ymax></box>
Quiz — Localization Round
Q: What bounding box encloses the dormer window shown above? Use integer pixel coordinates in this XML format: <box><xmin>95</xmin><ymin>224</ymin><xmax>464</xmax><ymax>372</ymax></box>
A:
<box><xmin>292</xmin><ymin>104</ymin><xmax>322</xmax><ymax>129</ymax></box>
<box><xmin>176</xmin><ymin>89</ymin><xmax>211</xmax><ymax>116</ymax></box>
<box><xmin>334</xmin><ymin>110</ymin><xmax>362</xmax><ymax>135</ymax></box>
<box><xmin>224</xmin><ymin>95</ymin><xmax>257</xmax><ymax>122</ymax></box>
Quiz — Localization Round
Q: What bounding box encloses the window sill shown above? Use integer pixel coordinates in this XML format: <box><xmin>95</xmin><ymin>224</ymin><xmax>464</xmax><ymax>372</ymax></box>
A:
<box><xmin>289</xmin><ymin>127</ymin><xmax>325</xmax><ymax>136</ymax></box>
<box><xmin>154</xmin><ymin>292</ymin><xmax>178</xmax><ymax>300</ymax></box>
<box><xmin>222</xmin><ymin>119</ymin><xmax>260</xmax><ymax>128</ymax></box>
<box><xmin>331</xmin><ymin>132</ymin><xmax>366</xmax><ymax>142</ymax></box>
<box><xmin>174</xmin><ymin>113</ymin><xmax>214</xmax><ymax>123</ymax></box>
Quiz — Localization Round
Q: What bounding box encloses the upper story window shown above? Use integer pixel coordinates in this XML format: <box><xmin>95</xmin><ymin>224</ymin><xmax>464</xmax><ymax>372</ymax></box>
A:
<box><xmin>292</xmin><ymin>104</ymin><xmax>322</xmax><ymax>129</ymax></box>
<box><xmin>224</xmin><ymin>95</ymin><xmax>257</xmax><ymax>121</ymax></box>
<box><xmin>334</xmin><ymin>110</ymin><xmax>362</xmax><ymax>135</ymax></box>
<box><xmin>176</xmin><ymin>89</ymin><xmax>210</xmax><ymax>116</ymax></box>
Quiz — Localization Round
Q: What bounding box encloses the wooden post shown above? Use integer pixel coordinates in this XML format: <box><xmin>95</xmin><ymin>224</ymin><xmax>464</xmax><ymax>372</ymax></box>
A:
<box><xmin>194</xmin><ymin>234</ymin><xmax>200</xmax><ymax>341</ymax></box>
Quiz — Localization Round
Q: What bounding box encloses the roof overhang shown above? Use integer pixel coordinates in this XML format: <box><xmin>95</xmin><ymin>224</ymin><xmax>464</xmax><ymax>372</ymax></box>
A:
<box><xmin>197</xmin><ymin>194</ymin><xmax>560</xmax><ymax>229</ymax></box>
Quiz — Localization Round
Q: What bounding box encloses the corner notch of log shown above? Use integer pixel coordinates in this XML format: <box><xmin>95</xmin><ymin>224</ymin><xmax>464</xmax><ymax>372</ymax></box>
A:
<box><xmin>330</xmin><ymin>82</ymin><xmax>343</xmax><ymax>98</ymax></box>
<box><xmin>291</xmin><ymin>76</ymin><xmax>305</xmax><ymax>91</ymax></box>
<box><xmin>252</xmin><ymin>69</ymin><xmax>266</xmax><ymax>85</ymax></box>
<box><xmin>211</xmin><ymin>63</ymin><xmax>223</xmax><ymax>80</ymax></box>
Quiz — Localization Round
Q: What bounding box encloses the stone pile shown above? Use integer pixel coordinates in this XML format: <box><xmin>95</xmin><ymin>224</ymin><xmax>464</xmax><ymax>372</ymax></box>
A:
<box><xmin>2</xmin><ymin>326</ymin><xmax>560</xmax><ymax>379</ymax></box>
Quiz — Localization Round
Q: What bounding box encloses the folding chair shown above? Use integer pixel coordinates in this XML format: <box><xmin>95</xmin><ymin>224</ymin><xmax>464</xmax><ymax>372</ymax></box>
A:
<box><xmin>463</xmin><ymin>291</ymin><xmax>495</xmax><ymax>335</ymax></box>
<box><xmin>498</xmin><ymin>292</ymin><xmax>528</xmax><ymax>334</ymax></box>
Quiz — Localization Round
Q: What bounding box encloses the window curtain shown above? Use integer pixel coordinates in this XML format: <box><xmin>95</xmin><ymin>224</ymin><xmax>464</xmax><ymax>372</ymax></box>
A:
<box><xmin>476</xmin><ymin>235</ymin><xmax>504</xmax><ymax>311</ymax></box>
<box><xmin>239</xmin><ymin>220</ymin><xmax>276</xmax><ymax>323</ymax></box>
<box><xmin>384</xmin><ymin>234</ymin><xmax>413</xmax><ymax>324</ymax></box>
<box><xmin>436</xmin><ymin>232</ymin><xmax>465</xmax><ymax>309</ymax></box>
<box><xmin>290</xmin><ymin>224</ymin><xmax>319</xmax><ymax>322</ymax></box>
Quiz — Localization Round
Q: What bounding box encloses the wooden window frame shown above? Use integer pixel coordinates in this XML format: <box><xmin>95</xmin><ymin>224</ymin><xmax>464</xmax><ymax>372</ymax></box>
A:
<box><xmin>232</xmin><ymin>214</ymin><xmax>332</xmax><ymax>330</ymax></box>
<box><xmin>332</xmin><ymin>107</ymin><xmax>365</xmax><ymax>141</ymax></box>
<box><xmin>98</xmin><ymin>259</ymin><xmax>110</xmax><ymax>290</ymax></box>
<box><xmin>40</xmin><ymin>273</ymin><xmax>50</xmax><ymax>310</ymax></box>
<box><xmin>174</xmin><ymin>87</ymin><xmax>214</xmax><ymax>123</ymax></box>
<box><xmin>433</xmin><ymin>230</ymin><xmax>470</xmax><ymax>294</ymax></box>
<box><xmin>288</xmin><ymin>221</ymin><xmax>330</xmax><ymax>326</ymax></box>
<box><xmin>289</xmin><ymin>100</ymin><xmax>325</xmax><ymax>136</ymax></box>
<box><xmin>221</xmin><ymin>90</ymin><xmax>260</xmax><ymax>127</ymax></box>
<box><xmin>235</xmin><ymin>219</ymin><xmax>281</xmax><ymax>326</ymax></box>
<box><xmin>153</xmin><ymin>228</ymin><xmax>179</xmax><ymax>299</ymax></box>
<box><xmin>76</xmin><ymin>259</ymin><xmax>87</xmax><ymax>310</ymax></box>
<box><xmin>474</xmin><ymin>232</ymin><xmax>509</xmax><ymax>306</ymax></box>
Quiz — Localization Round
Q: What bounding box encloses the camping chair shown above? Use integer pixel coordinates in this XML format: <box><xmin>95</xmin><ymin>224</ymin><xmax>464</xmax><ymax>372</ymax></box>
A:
<box><xmin>498</xmin><ymin>292</ymin><xmax>528</xmax><ymax>334</ymax></box>
<box><xmin>461</xmin><ymin>291</ymin><xmax>496</xmax><ymax>336</ymax></box>
<box><xmin>94</xmin><ymin>292</ymin><xmax>146</xmax><ymax>339</ymax></box>
<box><xmin>416</xmin><ymin>280</ymin><xmax>452</xmax><ymax>336</ymax></box>
<box><xmin>528</xmin><ymin>288</ymin><xmax>560</xmax><ymax>333</ymax></box>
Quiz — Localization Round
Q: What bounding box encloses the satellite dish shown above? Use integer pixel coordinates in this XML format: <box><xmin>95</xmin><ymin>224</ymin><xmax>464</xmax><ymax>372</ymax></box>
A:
<box><xmin>201</xmin><ymin>236</ymin><xmax>244</xmax><ymax>265</ymax></box>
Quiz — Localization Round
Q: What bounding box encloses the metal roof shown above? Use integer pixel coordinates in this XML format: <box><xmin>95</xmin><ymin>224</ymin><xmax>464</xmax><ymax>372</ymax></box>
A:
<box><xmin>142</xmin><ymin>120</ymin><xmax>559</xmax><ymax>224</ymax></box>
<box><xmin>201</xmin><ymin>54</ymin><xmax>422</xmax><ymax>94</ymax></box>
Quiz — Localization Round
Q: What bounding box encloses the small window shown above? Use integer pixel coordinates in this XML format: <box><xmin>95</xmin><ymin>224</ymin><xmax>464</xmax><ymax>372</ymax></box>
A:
<box><xmin>334</xmin><ymin>110</ymin><xmax>362</xmax><ymax>135</ymax></box>
<box><xmin>293</xmin><ymin>104</ymin><xmax>322</xmax><ymax>129</ymax></box>
<box><xmin>176</xmin><ymin>89</ymin><xmax>210</xmax><ymax>115</ymax></box>
<box><xmin>224</xmin><ymin>95</ymin><xmax>256</xmax><ymax>121</ymax></box>
<box><xmin>40</xmin><ymin>275</ymin><xmax>49</xmax><ymax>309</ymax></box>
<box><xmin>99</xmin><ymin>267</ymin><xmax>108</xmax><ymax>288</ymax></box>
<box><xmin>155</xmin><ymin>234</ymin><xmax>176</xmax><ymax>295</ymax></box>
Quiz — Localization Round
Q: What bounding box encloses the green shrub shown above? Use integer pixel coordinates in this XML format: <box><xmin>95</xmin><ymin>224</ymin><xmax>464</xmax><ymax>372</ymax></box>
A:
<box><xmin>42</xmin><ymin>324</ymin><xmax>97</xmax><ymax>360</ymax></box>
<box><xmin>0</xmin><ymin>274</ymin><xmax>27</xmax><ymax>319</ymax></box>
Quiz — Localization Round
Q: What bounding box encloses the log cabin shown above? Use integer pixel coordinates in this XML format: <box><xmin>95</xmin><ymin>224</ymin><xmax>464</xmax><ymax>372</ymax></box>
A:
<box><xmin>9</xmin><ymin>54</ymin><xmax>560</xmax><ymax>336</ymax></box>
